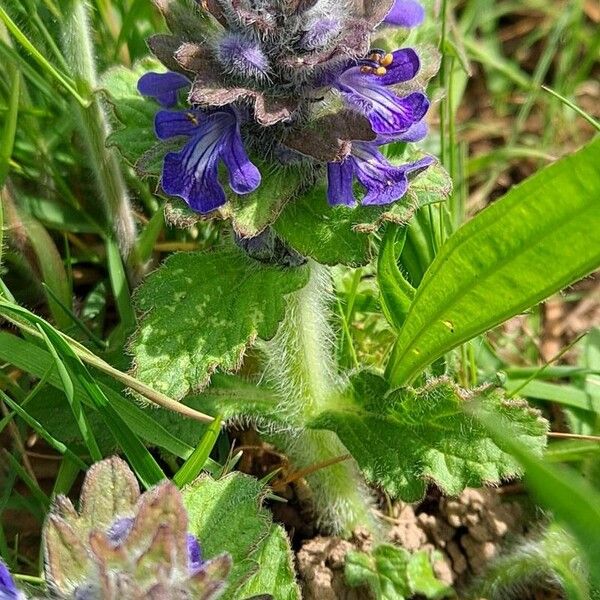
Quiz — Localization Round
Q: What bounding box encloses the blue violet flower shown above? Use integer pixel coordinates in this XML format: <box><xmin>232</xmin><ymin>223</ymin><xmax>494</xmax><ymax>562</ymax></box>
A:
<box><xmin>138</xmin><ymin>0</ymin><xmax>436</xmax><ymax>213</ymax></box>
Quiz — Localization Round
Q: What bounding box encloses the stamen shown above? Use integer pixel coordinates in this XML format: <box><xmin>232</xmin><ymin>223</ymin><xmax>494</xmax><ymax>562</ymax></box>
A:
<box><xmin>380</xmin><ymin>53</ymin><xmax>394</xmax><ymax>67</ymax></box>
<box><xmin>375</xmin><ymin>66</ymin><xmax>387</xmax><ymax>76</ymax></box>
<box><xmin>186</xmin><ymin>112</ymin><xmax>199</xmax><ymax>126</ymax></box>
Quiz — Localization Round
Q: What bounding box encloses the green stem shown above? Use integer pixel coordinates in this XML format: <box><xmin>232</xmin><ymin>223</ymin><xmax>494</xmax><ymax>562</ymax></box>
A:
<box><xmin>263</xmin><ymin>262</ymin><xmax>379</xmax><ymax>536</ymax></box>
<box><xmin>59</xmin><ymin>0</ymin><xmax>137</xmax><ymax>261</ymax></box>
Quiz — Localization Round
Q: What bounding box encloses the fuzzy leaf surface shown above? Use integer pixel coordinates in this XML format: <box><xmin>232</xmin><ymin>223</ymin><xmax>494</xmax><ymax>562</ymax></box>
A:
<box><xmin>236</xmin><ymin>524</ymin><xmax>301</xmax><ymax>600</ymax></box>
<box><xmin>182</xmin><ymin>473</ymin><xmax>272</xmax><ymax>599</ymax></box>
<box><xmin>274</xmin><ymin>161</ymin><xmax>451</xmax><ymax>266</ymax></box>
<box><xmin>387</xmin><ymin>137</ymin><xmax>600</xmax><ymax>385</ymax></box>
<box><xmin>309</xmin><ymin>373</ymin><xmax>548</xmax><ymax>501</ymax></box>
<box><xmin>130</xmin><ymin>247</ymin><xmax>308</xmax><ymax>399</ymax></box>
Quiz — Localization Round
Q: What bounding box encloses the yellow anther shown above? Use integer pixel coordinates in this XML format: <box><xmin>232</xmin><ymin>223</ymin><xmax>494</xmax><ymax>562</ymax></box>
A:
<box><xmin>186</xmin><ymin>112</ymin><xmax>199</xmax><ymax>125</ymax></box>
<box><xmin>360</xmin><ymin>66</ymin><xmax>374</xmax><ymax>74</ymax></box>
<box><xmin>380</xmin><ymin>53</ymin><xmax>394</xmax><ymax>67</ymax></box>
<box><xmin>375</xmin><ymin>66</ymin><xmax>387</xmax><ymax>76</ymax></box>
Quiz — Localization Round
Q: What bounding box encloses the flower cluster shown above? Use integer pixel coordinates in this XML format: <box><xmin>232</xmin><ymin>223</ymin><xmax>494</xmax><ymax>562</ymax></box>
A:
<box><xmin>139</xmin><ymin>0</ymin><xmax>433</xmax><ymax>214</ymax></box>
<box><xmin>42</xmin><ymin>457</ymin><xmax>230</xmax><ymax>600</ymax></box>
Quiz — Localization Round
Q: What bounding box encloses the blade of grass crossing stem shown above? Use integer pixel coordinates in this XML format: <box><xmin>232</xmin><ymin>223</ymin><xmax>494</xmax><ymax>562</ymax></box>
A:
<box><xmin>0</xmin><ymin>305</ymin><xmax>164</xmax><ymax>487</ymax></box>
<box><xmin>0</xmin><ymin>390</ymin><xmax>88</xmax><ymax>470</ymax></box>
<box><xmin>173</xmin><ymin>416</ymin><xmax>223</xmax><ymax>488</ymax></box>
<box><xmin>0</xmin><ymin>331</ymin><xmax>196</xmax><ymax>459</ymax></box>
<box><xmin>35</xmin><ymin>324</ymin><xmax>103</xmax><ymax>462</ymax></box>
<box><xmin>47</xmin><ymin>337</ymin><xmax>165</xmax><ymax>488</ymax></box>
<box><xmin>477</xmin><ymin>408</ymin><xmax>600</xmax><ymax>588</ymax></box>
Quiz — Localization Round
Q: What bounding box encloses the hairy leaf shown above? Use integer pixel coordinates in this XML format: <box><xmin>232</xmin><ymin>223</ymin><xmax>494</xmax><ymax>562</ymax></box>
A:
<box><xmin>274</xmin><ymin>160</ymin><xmax>451</xmax><ymax>266</ymax></box>
<box><xmin>236</xmin><ymin>525</ymin><xmax>301</xmax><ymax>600</ymax></box>
<box><xmin>309</xmin><ymin>373</ymin><xmax>548</xmax><ymax>500</ymax></box>
<box><xmin>130</xmin><ymin>246</ymin><xmax>308</xmax><ymax>400</ymax></box>
<box><xmin>387</xmin><ymin>138</ymin><xmax>600</xmax><ymax>385</ymax></box>
<box><xmin>182</xmin><ymin>473</ymin><xmax>272</xmax><ymax>599</ymax></box>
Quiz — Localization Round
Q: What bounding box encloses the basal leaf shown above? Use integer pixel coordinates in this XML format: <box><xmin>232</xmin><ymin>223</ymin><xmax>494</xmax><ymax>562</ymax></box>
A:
<box><xmin>387</xmin><ymin>138</ymin><xmax>600</xmax><ymax>386</ymax></box>
<box><xmin>274</xmin><ymin>160</ymin><xmax>451</xmax><ymax>267</ymax></box>
<box><xmin>182</xmin><ymin>473</ymin><xmax>272</xmax><ymax>599</ymax></box>
<box><xmin>309</xmin><ymin>373</ymin><xmax>548</xmax><ymax>501</ymax></box>
<box><xmin>236</xmin><ymin>524</ymin><xmax>301</xmax><ymax>600</ymax></box>
<box><xmin>130</xmin><ymin>246</ymin><xmax>309</xmax><ymax>400</ymax></box>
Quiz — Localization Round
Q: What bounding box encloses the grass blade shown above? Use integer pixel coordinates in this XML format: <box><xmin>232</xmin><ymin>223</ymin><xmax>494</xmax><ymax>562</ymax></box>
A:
<box><xmin>173</xmin><ymin>415</ymin><xmax>222</xmax><ymax>488</ymax></box>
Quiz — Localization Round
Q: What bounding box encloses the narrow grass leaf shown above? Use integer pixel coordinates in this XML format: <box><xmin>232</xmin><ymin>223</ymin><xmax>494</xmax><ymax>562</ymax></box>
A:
<box><xmin>173</xmin><ymin>415</ymin><xmax>222</xmax><ymax>488</ymax></box>
<box><xmin>0</xmin><ymin>390</ymin><xmax>87</xmax><ymax>470</ymax></box>
<box><xmin>36</xmin><ymin>324</ymin><xmax>102</xmax><ymax>462</ymax></box>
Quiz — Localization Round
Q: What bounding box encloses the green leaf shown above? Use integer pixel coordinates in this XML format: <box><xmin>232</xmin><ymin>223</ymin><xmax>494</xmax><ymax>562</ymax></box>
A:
<box><xmin>130</xmin><ymin>246</ymin><xmax>309</xmax><ymax>400</ymax></box>
<box><xmin>345</xmin><ymin>544</ymin><xmax>411</xmax><ymax>600</ymax></box>
<box><xmin>273</xmin><ymin>184</ymin><xmax>372</xmax><ymax>267</ymax></box>
<box><xmin>345</xmin><ymin>544</ymin><xmax>448</xmax><ymax>600</ymax></box>
<box><xmin>182</xmin><ymin>472</ymin><xmax>272</xmax><ymax>599</ymax></box>
<box><xmin>224</xmin><ymin>164</ymin><xmax>304</xmax><ymax>238</ymax></box>
<box><xmin>406</xmin><ymin>551</ymin><xmax>452</xmax><ymax>599</ymax></box>
<box><xmin>236</xmin><ymin>524</ymin><xmax>301</xmax><ymax>600</ymax></box>
<box><xmin>100</xmin><ymin>58</ymin><xmax>163</xmax><ymax>169</ymax></box>
<box><xmin>309</xmin><ymin>373</ymin><xmax>548</xmax><ymax>501</ymax></box>
<box><xmin>387</xmin><ymin>138</ymin><xmax>600</xmax><ymax>385</ymax></box>
<box><xmin>185</xmin><ymin>373</ymin><xmax>288</xmax><ymax>426</ymax></box>
<box><xmin>274</xmin><ymin>160</ymin><xmax>451</xmax><ymax>266</ymax></box>
<box><xmin>377</xmin><ymin>224</ymin><xmax>415</xmax><ymax>330</ymax></box>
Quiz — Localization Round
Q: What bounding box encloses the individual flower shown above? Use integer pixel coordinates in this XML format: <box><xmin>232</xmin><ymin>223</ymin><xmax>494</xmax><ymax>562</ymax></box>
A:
<box><xmin>156</xmin><ymin>108</ymin><xmax>261</xmax><ymax>213</ymax></box>
<box><xmin>139</xmin><ymin>72</ymin><xmax>261</xmax><ymax>214</ymax></box>
<box><xmin>327</xmin><ymin>141</ymin><xmax>434</xmax><ymax>206</ymax></box>
<box><xmin>43</xmin><ymin>457</ymin><xmax>231</xmax><ymax>600</ymax></box>
<box><xmin>384</xmin><ymin>0</ymin><xmax>425</xmax><ymax>27</ymax></box>
<box><xmin>0</xmin><ymin>561</ymin><xmax>25</xmax><ymax>600</ymax></box>
<box><xmin>334</xmin><ymin>48</ymin><xmax>429</xmax><ymax>136</ymax></box>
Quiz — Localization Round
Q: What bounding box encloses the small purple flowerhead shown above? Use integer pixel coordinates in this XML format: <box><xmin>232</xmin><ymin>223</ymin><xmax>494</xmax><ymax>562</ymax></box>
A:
<box><xmin>43</xmin><ymin>457</ymin><xmax>231</xmax><ymax>600</ymax></box>
<box><xmin>215</xmin><ymin>33</ymin><xmax>270</xmax><ymax>80</ymax></box>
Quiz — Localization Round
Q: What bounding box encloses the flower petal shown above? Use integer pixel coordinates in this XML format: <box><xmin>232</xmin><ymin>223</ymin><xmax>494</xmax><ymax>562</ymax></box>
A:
<box><xmin>384</xmin><ymin>0</ymin><xmax>425</xmax><ymax>27</ymax></box>
<box><xmin>155</xmin><ymin>110</ymin><xmax>204</xmax><ymax>140</ymax></box>
<box><xmin>351</xmin><ymin>143</ymin><xmax>434</xmax><ymax>206</ymax></box>
<box><xmin>0</xmin><ymin>560</ymin><xmax>21</xmax><ymax>600</ymax></box>
<box><xmin>339</xmin><ymin>69</ymin><xmax>429</xmax><ymax>135</ymax></box>
<box><xmin>137</xmin><ymin>71</ymin><xmax>189</xmax><ymax>107</ymax></box>
<box><xmin>377</xmin><ymin>48</ymin><xmax>420</xmax><ymax>86</ymax></box>
<box><xmin>327</xmin><ymin>161</ymin><xmax>357</xmax><ymax>206</ymax></box>
<box><xmin>220</xmin><ymin>127</ymin><xmax>262</xmax><ymax>194</ymax></box>
<box><xmin>376</xmin><ymin>119</ymin><xmax>428</xmax><ymax>145</ymax></box>
<box><xmin>161</xmin><ymin>113</ymin><xmax>231</xmax><ymax>213</ymax></box>
<box><xmin>187</xmin><ymin>534</ymin><xmax>203</xmax><ymax>574</ymax></box>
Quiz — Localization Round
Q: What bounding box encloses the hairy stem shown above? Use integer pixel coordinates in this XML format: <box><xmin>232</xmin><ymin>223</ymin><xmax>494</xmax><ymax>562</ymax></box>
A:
<box><xmin>263</xmin><ymin>261</ymin><xmax>378</xmax><ymax>536</ymax></box>
<box><xmin>60</xmin><ymin>0</ymin><xmax>137</xmax><ymax>262</ymax></box>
